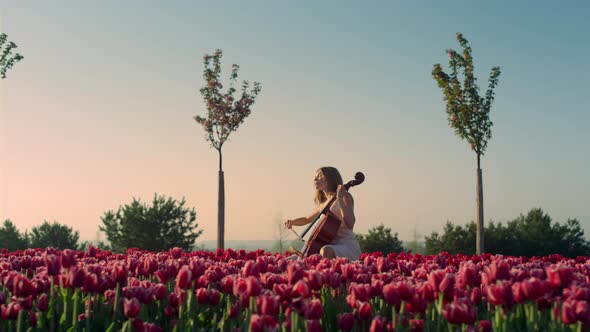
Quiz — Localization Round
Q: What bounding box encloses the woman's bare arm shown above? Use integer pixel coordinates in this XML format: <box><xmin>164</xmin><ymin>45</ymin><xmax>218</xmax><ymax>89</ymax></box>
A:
<box><xmin>337</xmin><ymin>190</ymin><xmax>356</xmax><ymax>229</ymax></box>
<box><xmin>285</xmin><ymin>205</ymin><xmax>321</xmax><ymax>229</ymax></box>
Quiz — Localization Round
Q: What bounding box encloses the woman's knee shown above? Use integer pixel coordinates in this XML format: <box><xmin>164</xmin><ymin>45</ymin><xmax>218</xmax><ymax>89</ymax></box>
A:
<box><xmin>320</xmin><ymin>246</ymin><xmax>336</xmax><ymax>258</ymax></box>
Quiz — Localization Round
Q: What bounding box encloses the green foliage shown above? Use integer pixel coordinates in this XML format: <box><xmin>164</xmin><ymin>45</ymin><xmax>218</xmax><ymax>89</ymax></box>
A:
<box><xmin>0</xmin><ymin>219</ymin><xmax>29</xmax><ymax>251</ymax></box>
<box><xmin>432</xmin><ymin>32</ymin><xmax>501</xmax><ymax>155</ymax></box>
<box><xmin>424</xmin><ymin>208</ymin><xmax>590</xmax><ymax>257</ymax></box>
<box><xmin>100</xmin><ymin>193</ymin><xmax>203</xmax><ymax>252</ymax></box>
<box><xmin>356</xmin><ymin>223</ymin><xmax>406</xmax><ymax>255</ymax></box>
<box><xmin>0</xmin><ymin>33</ymin><xmax>24</xmax><ymax>79</ymax></box>
<box><xmin>30</xmin><ymin>220</ymin><xmax>80</xmax><ymax>250</ymax></box>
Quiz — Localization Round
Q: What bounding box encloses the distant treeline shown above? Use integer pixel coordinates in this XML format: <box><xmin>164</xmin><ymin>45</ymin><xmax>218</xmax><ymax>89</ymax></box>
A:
<box><xmin>2</xmin><ymin>203</ymin><xmax>588</xmax><ymax>258</ymax></box>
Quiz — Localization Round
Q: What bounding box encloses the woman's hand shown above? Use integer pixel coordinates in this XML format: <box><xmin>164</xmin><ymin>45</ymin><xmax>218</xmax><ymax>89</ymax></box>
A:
<box><xmin>336</xmin><ymin>185</ymin><xmax>348</xmax><ymax>203</ymax></box>
<box><xmin>284</xmin><ymin>219</ymin><xmax>293</xmax><ymax>229</ymax></box>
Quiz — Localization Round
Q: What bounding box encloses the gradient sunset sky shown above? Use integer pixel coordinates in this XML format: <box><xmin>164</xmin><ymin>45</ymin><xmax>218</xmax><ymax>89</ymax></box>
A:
<box><xmin>1</xmin><ymin>1</ymin><xmax>589</xmax><ymax>246</ymax></box>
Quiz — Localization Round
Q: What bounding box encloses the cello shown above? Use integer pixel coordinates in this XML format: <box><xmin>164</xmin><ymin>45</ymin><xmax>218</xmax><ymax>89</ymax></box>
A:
<box><xmin>290</xmin><ymin>172</ymin><xmax>365</xmax><ymax>257</ymax></box>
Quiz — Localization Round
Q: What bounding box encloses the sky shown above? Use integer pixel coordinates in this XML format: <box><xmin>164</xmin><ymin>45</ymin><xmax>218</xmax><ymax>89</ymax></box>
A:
<box><xmin>1</xmin><ymin>1</ymin><xmax>589</xmax><ymax>246</ymax></box>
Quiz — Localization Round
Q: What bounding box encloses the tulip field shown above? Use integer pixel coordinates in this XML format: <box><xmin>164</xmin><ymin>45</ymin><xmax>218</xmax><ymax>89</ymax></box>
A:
<box><xmin>1</xmin><ymin>247</ymin><xmax>590</xmax><ymax>332</ymax></box>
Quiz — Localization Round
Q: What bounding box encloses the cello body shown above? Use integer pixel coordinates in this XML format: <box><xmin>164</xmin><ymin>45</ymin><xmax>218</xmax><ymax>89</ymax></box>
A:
<box><xmin>301</xmin><ymin>210</ymin><xmax>341</xmax><ymax>256</ymax></box>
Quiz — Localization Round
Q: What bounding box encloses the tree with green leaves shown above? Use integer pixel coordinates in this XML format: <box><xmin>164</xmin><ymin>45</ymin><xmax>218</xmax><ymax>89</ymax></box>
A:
<box><xmin>432</xmin><ymin>33</ymin><xmax>501</xmax><ymax>255</ymax></box>
<box><xmin>29</xmin><ymin>220</ymin><xmax>80</xmax><ymax>250</ymax></box>
<box><xmin>0</xmin><ymin>219</ymin><xmax>29</xmax><ymax>251</ymax></box>
<box><xmin>194</xmin><ymin>49</ymin><xmax>262</xmax><ymax>250</ymax></box>
<box><xmin>424</xmin><ymin>208</ymin><xmax>590</xmax><ymax>257</ymax></box>
<box><xmin>100</xmin><ymin>194</ymin><xmax>203</xmax><ymax>252</ymax></box>
<box><xmin>0</xmin><ymin>33</ymin><xmax>23</xmax><ymax>78</ymax></box>
<box><xmin>356</xmin><ymin>224</ymin><xmax>406</xmax><ymax>255</ymax></box>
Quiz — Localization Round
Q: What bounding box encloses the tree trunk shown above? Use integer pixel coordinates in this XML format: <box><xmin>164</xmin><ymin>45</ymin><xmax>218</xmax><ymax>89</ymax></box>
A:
<box><xmin>218</xmin><ymin>149</ymin><xmax>225</xmax><ymax>250</ymax></box>
<box><xmin>476</xmin><ymin>154</ymin><xmax>484</xmax><ymax>255</ymax></box>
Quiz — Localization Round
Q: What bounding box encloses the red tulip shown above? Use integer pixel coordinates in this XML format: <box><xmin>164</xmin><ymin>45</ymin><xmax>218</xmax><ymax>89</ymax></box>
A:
<box><xmin>479</xmin><ymin>320</ymin><xmax>491</xmax><ymax>332</ymax></box>
<box><xmin>246</xmin><ymin>276</ymin><xmax>262</xmax><ymax>297</ymax></box>
<box><xmin>29</xmin><ymin>311</ymin><xmax>37</xmax><ymax>327</ymax></box>
<box><xmin>521</xmin><ymin>277</ymin><xmax>545</xmax><ymax>301</ymax></box>
<box><xmin>547</xmin><ymin>265</ymin><xmax>574</xmax><ymax>289</ymax></box>
<box><xmin>1</xmin><ymin>302</ymin><xmax>22</xmax><ymax>320</ymax></box>
<box><xmin>293</xmin><ymin>279</ymin><xmax>310</xmax><ymax>299</ymax></box>
<box><xmin>287</xmin><ymin>263</ymin><xmax>304</xmax><ymax>285</ymax></box>
<box><xmin>485</xmin><ymin>281</ymin><xmax>513</xmax><ymax>306</ymax></box>
<box><xmin>304</xmin><ymin>298</ymin><xmax>323</xmax><ymax>320</ymax></box>
<box><xmin>196</xmin><ymin>287</ymin><xmax>208</xmax><ymax>304</ymax></box>
<box><xmin>243</xmin><ymin>260</ymin><xmax>259</xmax><ymax>278</ymax></box>
<box><xmin>124</xmin><ymin>297</ymin><xmax>141</xmax><ymax>318</ymax></box>
<box><xmin>37</xmin><ymin>293</ymin><xmax>49</xmax><ymax>311</ymax></box>
<box><xmin>329</xmin><ymin>272</ymin><xmax>342</xmax><ymax>288</ymax></box>
<box><xmin>442</xmin><ymin>298</ymin><xmax>476</xmax><ymax>325</ymax></box>
<box><xmin>249</xmin><ymin>314</ymin><xmax>264</xmax><ymax>332</ymax></box>
<box><xmin>470</xmin><ymin>287</ymin><xmax>482</xmax><ymax>305</ymax></box>
<box><xmin>370</xmin><ymin>315</ymin><xmax>387</xmax><ymax>332</ymax></box>
<box><xmin>306</xmin><ymin>319</ymin><xmax>322</xmax><ymax>332</ymax></box>
<box><xmin>576</xmin><ymin>300</ymin><xmax>590</xmax><ymax>323</ymax></box>
<box><xmin>13</xmin><ymin>274</ymin><xmax>36</xmax><ymax>297</ymax></box>
<box><xmin>259</xmin><ymin>295</ymin><xmax>280</xmax><ymax>316</ymax></box>
<box><xmin>175</xmin><ymin>267</ymin><xmax>192</xmax><ymax>290</ymax></box>
<box><xmin>457</xmin><ymin>263</ymin><xmax>479</xmax><ymax>288</ymax></box>
<box><xmin>44</xmin><ymin>254</ymin><xmax>61</xmax><ymax>276</ymax></box>
<box><xmin>485</xmin><ymin>260</ymin><xmax>511</xmax><ymax>283</ymax></box>
<box><xmin>338</xmin><ymin>312</ymin><xmax>355</xmax><ymax>332</ymax></box>
<box><xmin>410</xmin><ymin>319</ymin><xmax>424</xmax><ymax>332</ymax></box>
<box><xmin>512</xmin><ymin>282</ymin><xmax>526</xmax><ymax>303</ymax></box>
<box><xmin>382</xmin><ymin>283</ymin><xmax>401</xmax><ymax>306</ymax></box>
<box><xmin>306</xmin><ymin>269</ymin><xmax>324</xmax><ymax>291</ymax></box>
<box><xmin>357</xmin><ymin>301</ymin><xmax>373</xmax><ymax>320</ymax></box>
<box><xmin>61</xmin><ymin>249</ymin><xmax>77</xmax><ymax>268</ymax></box>
<box><xmin>562</xmin><ymin>299</ymin><xmax>577</xmax><ymax>324</ymax></box>
<box><xmin>208</xmin><ymin>289</ymin><xmax>221</xmax><ymax>305</ymax></box>
<box><xmin>153</xmin><ymin>283</ymin><xmax>167</xmax><ymax>301</ymax></box>
<box><xmin>169</xmin><ymin>247</ymin><xmax>183</xmax><ymax>259</ymax></box>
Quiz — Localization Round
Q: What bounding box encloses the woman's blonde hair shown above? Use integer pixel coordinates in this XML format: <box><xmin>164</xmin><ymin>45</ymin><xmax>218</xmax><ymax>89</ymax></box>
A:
<box><xmin>314</xmin><ymin>166</ymin><xmax>343</xmax><ymax>205</ymax></box>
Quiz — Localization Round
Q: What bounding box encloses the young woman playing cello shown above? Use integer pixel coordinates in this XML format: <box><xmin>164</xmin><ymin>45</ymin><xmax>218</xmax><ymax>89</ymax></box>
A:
<box><xmin>284</xmin><ymin>166</ymin><xmax>361</xmax><ymax>260</ymax></box>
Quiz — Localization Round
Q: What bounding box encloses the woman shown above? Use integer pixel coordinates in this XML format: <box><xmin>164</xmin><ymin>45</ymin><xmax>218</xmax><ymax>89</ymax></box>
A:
<box><xmin>284</xmin><ymin>166</ymin><xmax>361</xmax><ymax>260</ymax></box>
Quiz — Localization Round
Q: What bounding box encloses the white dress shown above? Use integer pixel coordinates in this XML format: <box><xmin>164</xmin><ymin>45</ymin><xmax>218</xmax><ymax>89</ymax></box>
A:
<box><xmin>322</xmin><ymin>199</ymin><xmax>361</xmax><ymax>261</ymax></box>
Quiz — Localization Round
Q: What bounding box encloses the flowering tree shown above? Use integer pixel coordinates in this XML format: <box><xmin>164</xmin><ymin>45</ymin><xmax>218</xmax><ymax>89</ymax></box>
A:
<box><xmin>195</xmin><ymin>49</ymin><xmax>261</xmax><ymax>250</ymax></box>
<box><xmin>432</xmin><ymin>33</ymin><xmax>501</xmax><ymax>255</ymax></box>
<box><xmin>0</xmin><ymin>33</ymin><xmax>23</xmax><ymax>79</ymax></box>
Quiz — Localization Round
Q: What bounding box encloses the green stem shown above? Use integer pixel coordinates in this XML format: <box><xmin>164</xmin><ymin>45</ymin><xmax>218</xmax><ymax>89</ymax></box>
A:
<box><xmin>16</xmin><ymin>309</ymin><xmax>23</xmax><ymax>332</ymax></box>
